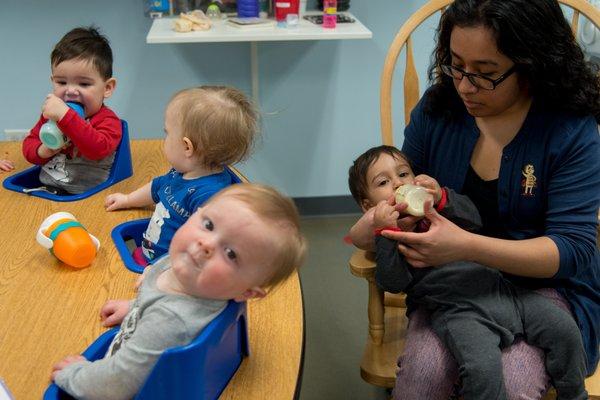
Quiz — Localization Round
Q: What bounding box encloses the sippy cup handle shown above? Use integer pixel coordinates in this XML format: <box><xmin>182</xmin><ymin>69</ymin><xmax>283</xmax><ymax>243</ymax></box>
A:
<box><xmin>36</xmin><ymin>228</ymin><xmax>53</xmax><ymax>249</ymax></box>
<box><xmin>89</xmin><ymin>233</ymin><xmax>101</xmax><ymax>250</ymax></box>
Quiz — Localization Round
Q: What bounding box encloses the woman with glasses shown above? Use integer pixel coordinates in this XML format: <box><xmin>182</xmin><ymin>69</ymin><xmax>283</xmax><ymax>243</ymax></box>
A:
<box><xmin>381</xmin><ymin>0</ymin><xmax>600</xmax><ymax>399</ymax></box>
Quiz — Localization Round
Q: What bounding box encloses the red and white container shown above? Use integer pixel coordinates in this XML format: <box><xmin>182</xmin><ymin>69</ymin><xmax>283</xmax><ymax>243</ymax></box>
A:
<box><xmin>275</xmin><ymin>0</ymin><xmax>299</xmax><ymax>22</ymax></box>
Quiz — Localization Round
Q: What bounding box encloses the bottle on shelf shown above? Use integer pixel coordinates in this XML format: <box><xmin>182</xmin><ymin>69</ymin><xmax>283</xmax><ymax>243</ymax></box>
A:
<box><xmin>322</xmin><ymin>0</ymin><xmax>337</xmax><ymax>29</ymax></box>
<box><xmin>274</xmin><ymin>0</ymin><xmax>299</xmax><ymax>25</ymax></box>
<box><xmin>143</xmin><ymin>0</ymin><xmax>171</xmax><ymax>18</ymax></box>
<box><xmin>259</xmin><ymin>0</ymin><xmax>269</xmax><ymax>18</ymax></box>
<box><xmin>237</xmin><ymin>0</ymin><xmax>260</xmax><ymax>18</ymax></box>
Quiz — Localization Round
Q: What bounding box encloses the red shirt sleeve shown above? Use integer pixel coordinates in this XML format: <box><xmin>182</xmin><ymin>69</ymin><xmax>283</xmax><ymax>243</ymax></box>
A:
<box><xmin>58</xmin><ymin>106</ymin><xmax>122</xmax><ymax>160</ymax></box>
<box><xmin>435</xmin><ymin>187</ymin><xmax>448</xmax><ymax>212</ymax></box>
<box><xmin>22</xmin><ymin>106</ymin><xmax>122</xmax><ymax>164</ymax></box>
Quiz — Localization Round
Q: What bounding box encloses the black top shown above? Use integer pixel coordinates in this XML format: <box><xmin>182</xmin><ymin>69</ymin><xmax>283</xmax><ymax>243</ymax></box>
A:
<box><xmin>462</xmin><ymin>165</ymin><xmax>508</xmax><ymax>239</ymax></box>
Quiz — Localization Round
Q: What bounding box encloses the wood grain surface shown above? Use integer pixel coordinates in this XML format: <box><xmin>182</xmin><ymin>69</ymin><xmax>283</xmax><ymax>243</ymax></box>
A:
<box><xmin>0</xmin><ymin>140</ymin><xmax>303</xmax><ymax>400</ymax></box>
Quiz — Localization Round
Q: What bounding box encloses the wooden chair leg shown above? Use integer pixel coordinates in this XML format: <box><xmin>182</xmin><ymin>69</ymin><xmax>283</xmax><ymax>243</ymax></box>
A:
<box><xmin>367</xmin><ymin>277</ymin><xmax>385</xmax><ymax>345</ymax></box>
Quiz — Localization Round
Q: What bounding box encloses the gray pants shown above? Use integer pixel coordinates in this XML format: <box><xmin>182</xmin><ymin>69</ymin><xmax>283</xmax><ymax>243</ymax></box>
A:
<box><xmin>409</xmin><ymin>262</ymin><xmax>588</xmax><ymax>400</ymax></box>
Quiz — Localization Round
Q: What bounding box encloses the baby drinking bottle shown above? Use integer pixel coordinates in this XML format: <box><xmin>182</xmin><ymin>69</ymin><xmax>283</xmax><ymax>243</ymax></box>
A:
<box><xmin>395</xmin><ymin>184</ymin><xmax>434</xmax><ymax>217</ymax></box>
<box><xmin>39</xmin><ymin>102</ymin><xmax>85</xmax><ymax>150</ymax></box>
<box><xmin>36</xmin><ymin>212</ymin><xmax>100</xmax><ymax>268</ymax></box>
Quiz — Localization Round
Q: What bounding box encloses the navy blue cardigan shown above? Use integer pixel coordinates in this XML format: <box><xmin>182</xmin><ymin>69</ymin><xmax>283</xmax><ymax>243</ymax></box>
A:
<box><xmin>402</xmin><ymin>92</ymin><xmax>600</xmax><ymax>374</ymax></box>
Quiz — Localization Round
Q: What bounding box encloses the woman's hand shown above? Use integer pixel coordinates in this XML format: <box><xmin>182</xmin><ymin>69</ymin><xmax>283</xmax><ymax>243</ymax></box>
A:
<box><xmin>100</xmin><ymin>299</ymin><xmax>130</xmax><ymax>327</ymax></box>
<box><xmin>382</xmin><ymin>202</ymin><xmax>472</xmax><ymax>267</ymax></box>
<box><xmin>51</xmin><ymin>355</ymin><xmax>87</xmax><ymax>380</ymax></box>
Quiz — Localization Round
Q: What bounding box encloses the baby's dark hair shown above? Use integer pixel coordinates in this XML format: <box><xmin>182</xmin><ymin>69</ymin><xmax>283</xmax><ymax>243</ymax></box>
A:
<box><xmin>348</xmin><ymin>145</ymin><xmax>411</xmax><ymax>206</ymax></box>
<box><xmin>51</xmin><ymin>26</ymin><xmax>113</xmax><ymax>80</ymax></box>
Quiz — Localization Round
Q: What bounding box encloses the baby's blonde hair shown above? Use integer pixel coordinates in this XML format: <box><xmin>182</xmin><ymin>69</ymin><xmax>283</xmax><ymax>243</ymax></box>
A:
<box><xmin>208</xmin><ymin>183</ymin><xmax>307</xmax><ymax>289</ymax></box>
<box><xmin>169</xmin><ymin>86</ymin><xmax>258</xmax><ymax>169</ymax></box>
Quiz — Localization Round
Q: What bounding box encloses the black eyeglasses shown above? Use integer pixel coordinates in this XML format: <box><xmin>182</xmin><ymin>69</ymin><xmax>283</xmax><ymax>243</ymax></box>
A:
<box><xmin>440</xmin><ymin>64</ymin><xmax>516</xmax><ymax>90</ymax></box>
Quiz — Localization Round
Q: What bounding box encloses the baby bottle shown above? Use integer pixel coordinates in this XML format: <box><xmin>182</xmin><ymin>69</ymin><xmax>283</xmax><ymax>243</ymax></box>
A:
<box><xmin>39</xmin><ymin>102</ymin><xmax>85</xmax><ymax>150</ymax></box>
<box><xmin>395</xmin><ymin>184</ymin><xmax>434</xmax><ymax>217</ymax></box>
<box><xmin>322</xmin><ymin>0</ymin><xmax>337</xmax><ymax>28</ymax></box>
<box><xmin>36</xmin><ymin>212</ymin><xmax>100</xmax><ymax>268</ymax></box>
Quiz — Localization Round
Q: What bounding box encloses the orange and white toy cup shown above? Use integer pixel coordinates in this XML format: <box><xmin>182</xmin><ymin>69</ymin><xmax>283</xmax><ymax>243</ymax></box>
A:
<box><xmin>36</xmin><ymin>212</ymin><xmax>100</xmax><ymax>268</ymax></box>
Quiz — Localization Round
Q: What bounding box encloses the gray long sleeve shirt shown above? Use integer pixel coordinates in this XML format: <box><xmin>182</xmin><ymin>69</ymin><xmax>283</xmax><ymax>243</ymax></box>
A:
<box><xmin>55</xmin><ymin>256</ymin><xmax>227</xmax><ymax>400</ymax></box>
<box><xmin>374</xmin><ymin>188</ymin><xmax>482</xmax><ymax>295</ymax></box>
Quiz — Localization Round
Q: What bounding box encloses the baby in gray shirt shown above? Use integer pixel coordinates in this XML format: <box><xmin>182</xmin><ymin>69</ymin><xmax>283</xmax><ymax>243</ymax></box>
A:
<box><xmin>51</xmin><ymin>183</ymin><xmax>307</xmax><ymax>400</ymax></box>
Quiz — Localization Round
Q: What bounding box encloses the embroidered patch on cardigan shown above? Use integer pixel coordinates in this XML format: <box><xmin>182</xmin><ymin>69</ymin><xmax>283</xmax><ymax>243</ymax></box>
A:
<box><xmin>521</xmin><ymin>164</ymin><xmax>537</xmax><ymax>196</ymax></box>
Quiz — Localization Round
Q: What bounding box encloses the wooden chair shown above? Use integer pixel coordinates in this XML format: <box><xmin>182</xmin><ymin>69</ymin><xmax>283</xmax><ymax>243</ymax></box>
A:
<box><xmin>349</xmin><ymin>0</ymin><xmax>600</xmax><ymax>397</ymax></box>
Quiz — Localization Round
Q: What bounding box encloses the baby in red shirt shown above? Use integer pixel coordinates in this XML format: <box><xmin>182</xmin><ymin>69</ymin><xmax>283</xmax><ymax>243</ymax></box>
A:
<box><xmin>22</xmin><ymin>26</ymin><xmax>122</xmax><ymax>194</ymax></box>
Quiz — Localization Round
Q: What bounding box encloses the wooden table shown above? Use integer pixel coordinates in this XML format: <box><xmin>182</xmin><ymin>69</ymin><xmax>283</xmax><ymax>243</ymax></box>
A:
<box><xmin>0</xmin><ymin>140</ymin><xmax>304</xmax><ymax>400</ymax></box>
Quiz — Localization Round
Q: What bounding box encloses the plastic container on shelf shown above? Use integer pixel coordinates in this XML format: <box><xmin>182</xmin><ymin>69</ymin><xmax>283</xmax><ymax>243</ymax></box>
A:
<box><xmin>143</xmin><ymin>0</ymin><xmax>170</xmax><ymax>17</ymax></box>
<box><xmin>318</xmin><ymin>0</ymin><xmax>349</xmax><ymax>11</ymax></box>
<box><xmin>275</xmin><ymin>0</ymin><xmax>299</xmax><ymax>24</ymax></box>
<box><xmin>259</xmin><ymin>0</ymin><xmax>269</xmax><ymax>18</ymax></box>
<box><xmin>322</xmin><ymin>0</ymin><xmax>337</xmax><ymax>29</ymax></box>
<box><xmin>206</xmin><ymin>3</ymin><xmax>222</xmax><ymax>19</ymax></box>
<box><xmin>237</xmin><ymin>0</ymin><xmax>260</xmax><ymax>18</ymax></box>
<box><xmin>299</xmin><ymin>0</ymin><xmax>307</xmax><ymax>16</ymax></box>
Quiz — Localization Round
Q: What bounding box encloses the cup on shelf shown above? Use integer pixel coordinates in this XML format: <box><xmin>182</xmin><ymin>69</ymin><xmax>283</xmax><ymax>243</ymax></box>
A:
<box><xmin>206</xmin><ymin>4</ymin><xmax>222</xmax><ymax>19</ymax></box>
<box><xmin>238</xmin><ymin>0</ymin><xmax>260</xmax><ymax>18</ymax></box>
<box><xmin>275</xmin><ymin>0</ymin><xmax>300</xmax><ymax>24</ymax></box>
<box><xmin>286</xmin><ymin>13</ymin><xmax>299</xmax><ymax>27</ymax></box>
<box><xmin>299</xmin><ymin>0</ymin><xmax>307</xmax><ymax>16</ymax></box>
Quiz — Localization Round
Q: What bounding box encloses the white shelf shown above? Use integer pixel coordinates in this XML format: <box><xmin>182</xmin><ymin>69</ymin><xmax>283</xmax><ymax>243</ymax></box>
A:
<box><xmin>146</xmin><ymin>12</ymin><xmax>372</xmax><ymax>43</ymax></box>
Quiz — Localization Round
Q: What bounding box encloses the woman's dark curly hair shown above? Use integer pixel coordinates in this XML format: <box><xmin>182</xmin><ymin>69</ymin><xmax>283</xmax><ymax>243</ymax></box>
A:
<box><xmin>426</xmin><ymin>0</ymin><xmax>600</xmax><ymax>122</ymax></box>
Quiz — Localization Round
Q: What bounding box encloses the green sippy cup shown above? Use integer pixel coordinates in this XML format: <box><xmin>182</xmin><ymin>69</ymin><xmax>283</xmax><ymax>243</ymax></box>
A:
<box><xmin>39</xmin><ymin>102</ymin><xmax>85</xmax><ymax>150</ymax></box>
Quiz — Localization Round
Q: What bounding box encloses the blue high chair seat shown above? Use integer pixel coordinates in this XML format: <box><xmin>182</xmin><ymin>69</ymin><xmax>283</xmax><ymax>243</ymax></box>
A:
<box><xmin>3</xmin><ymin>120</ymin><xmax>133</xmax><ymax>202</ymax></box>
<box><xmin>43</xmin><ymin>300</ymin><xmax>248</xmax><ymax>400</ymax></box>
<box><xmin>112</xmin><ymin>166</ymin><xmax>243</xmax><ymax>274</ymax></box>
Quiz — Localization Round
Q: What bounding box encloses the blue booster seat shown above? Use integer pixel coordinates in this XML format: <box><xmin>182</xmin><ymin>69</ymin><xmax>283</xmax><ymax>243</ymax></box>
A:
<box><xmin>3</xmin><ymin>120</ymin><xmax>133</xmax><ymax>202</ymax></box>
<box><xmin>44</xmin><ymin>300</ymin><xmax>248</xmax><ymax>400</ymax></box>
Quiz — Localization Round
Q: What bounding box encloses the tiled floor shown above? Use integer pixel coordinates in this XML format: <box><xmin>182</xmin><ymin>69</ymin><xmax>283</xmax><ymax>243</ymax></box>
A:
<box><xmin>298</xmin><ymin>215</ymin><xmax>389</xmax><ymax>400</ymax></box>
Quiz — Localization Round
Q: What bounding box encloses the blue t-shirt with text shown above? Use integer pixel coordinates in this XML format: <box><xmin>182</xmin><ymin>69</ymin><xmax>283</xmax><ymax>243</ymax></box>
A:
<box><xmin>142</xmin><ymin>168</ymin><xmax>233</xmax><ymax>261</ymax></box>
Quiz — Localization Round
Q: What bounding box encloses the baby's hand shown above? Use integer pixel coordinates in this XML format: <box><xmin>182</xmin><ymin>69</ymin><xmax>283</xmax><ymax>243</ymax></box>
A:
<box><xmin>373</xmin><ymin>198</ymin><xmax>400</xmax><ymax>229</ymax></box>
<box><xmin>415</xmin><ymin>174</ymin><xmax>442</xmax><ymax>204</ymax></box>
<box><xmin>42</xmin><ymin>94</ymin><xmax>69</xmax><ymax>122</ymax></box>
<box><xmin>51</xmin><ymin>355</ymin><xmax>87</xmax><ymax>380</ymax></box>
<box><xmin>100</xmin><ymin>299</ymin><xmax>131</xmax><ymax>327</ymax></box>
<box><xmin>105</xmin><ymin>193</ymin><xmax>129</xmax><ymax>211</ymax></box>
<box><xmin>0</xmin><ymin>159</ymin><xmax>14</xmax><ymax>172</ymax></box>
<box><xmin>37</xmin><ymin>144</ymin><xmax>62</xmax><ymax>160</ymax></box>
